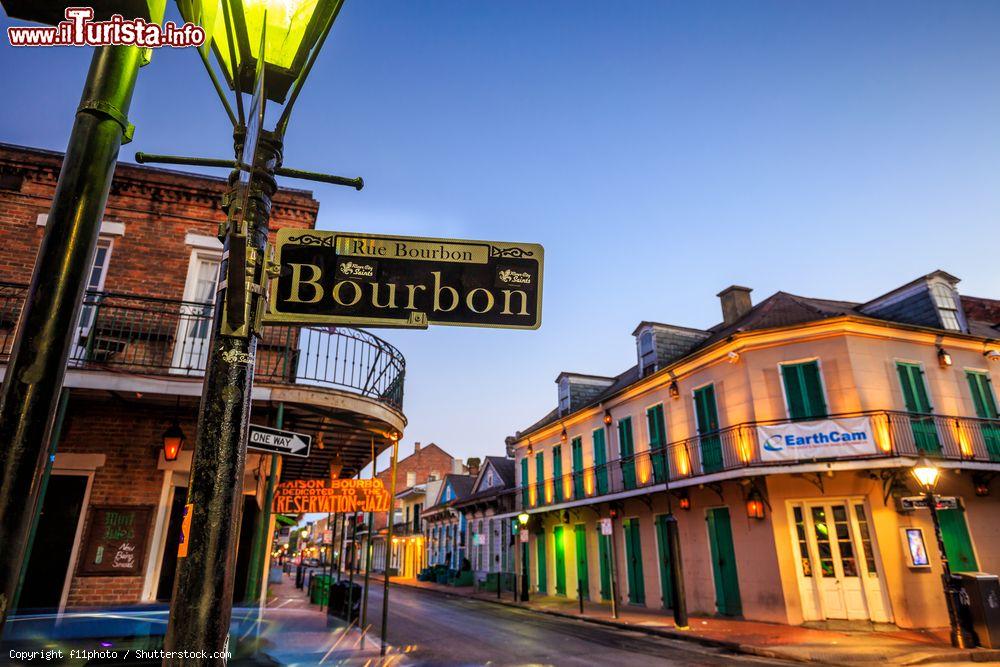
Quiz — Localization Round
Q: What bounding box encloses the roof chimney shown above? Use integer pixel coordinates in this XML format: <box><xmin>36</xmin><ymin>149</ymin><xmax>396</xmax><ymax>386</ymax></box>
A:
<box><xmin>717</xmin><ymin>286</ymin><xmax>753</xmax><ymax>325</ymax></box>
<box><xmin>413</xmin><ymin>442</ymin><xmax>421</xmax><ymax>455</ymax></box>
<box><xmin>467</xmin><ymin>457</ymin><xmax>481</xmax><ymax>477</ymax></box>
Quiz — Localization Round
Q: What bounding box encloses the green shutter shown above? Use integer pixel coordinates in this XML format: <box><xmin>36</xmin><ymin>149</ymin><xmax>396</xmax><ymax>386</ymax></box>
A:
<box><xmin>571</xmin><ymin>437</ymin><xmax>585</xmax><ymax>499</ymax></box>
<box><xmin>897</xmin><ymin>363</ymin><xmax>941</xmax><ymax>454</ymax></box>
<box><xmin>694</xmin><ymin>385</ymin><xmax>723</xmax><ymax>473</ymax></box>
<box><xmin>706</xmin><ymin>507</ymin><xmax>742</xmax><ymax>616</ymax></box>
<box><xmin>654</xmin><ymin>515</ymin><xmax>674</xmax><ymax>609</ymax></box>
<box><xmin>554</xmin><ymin>525</ymin><xmax>567</xmax><ymax>595</ymax></box>
<box><xmin>597</xmin><ymin>527</ymin><xmax>611</xmax><ymax>600</ymax></box>
<box><xmin>619</xmin><ymin>417</ymin><xmax>636</xmax><ymax>490</ymax></box>
<box><xmin>623</xmin><ymin>518</ymin><xmax>645</xmax><ymax>604</ymax></box>
<box><xmin>575</xmin><ymin>524</ymin><xmax>589</xmax><ymax>600</ymax></box>
<box><xmin>521</xmin><ymin>458</ymin><xmax>529</xmax><ymax>505</ymax></box>
<box><xmin>593</xmin><ymin>429</ymin><xmax>609</xmax><ymax>496</ymax></box>
<box><xmin>967</xmin><ymin>372</ymin><xmax>1000</xmax><ymax>461</ymax></box>
<box><xmin>535</xmin><ymin>453</ymin><xmax>545</xmax><ymax>504</ymax></box>
<box><xmin>646</xmin><ymin>404</ymin><xmax>668</xmax><ymax>483</ymax></box>
<box><xmin>536</xmin><ymin>531</ymin><xmax>548</xmax><ymax>593</ymax></box>
<box><xmin>552</xmin><ymin>445</ymin><xmax>563</xmax><ymax>502</ymax></box>
<box><xmin>938</xmin><ymin>508</ymin><xmax>979</xmax><ymax>573</ymax></box>
<box><xmin>782</xmin><ymin>361</ymin><xmax>827</xmax><ymax>420</ymax></box>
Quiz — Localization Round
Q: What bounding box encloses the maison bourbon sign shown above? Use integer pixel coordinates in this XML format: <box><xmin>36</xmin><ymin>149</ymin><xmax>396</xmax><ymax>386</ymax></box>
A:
<box><xmin>272</xmin><ymin>478</ymin><xmax>392</xmax><ymax>514</ymax></box>
<box><xmin>265</xmin><ymin>230</ymin><xmax>544</xmax><ymax>329</ymax></box>
<box><xmin>77</xmin><ymin>505</ymin><xmax>153</xmax><ymax>577</ymax></box>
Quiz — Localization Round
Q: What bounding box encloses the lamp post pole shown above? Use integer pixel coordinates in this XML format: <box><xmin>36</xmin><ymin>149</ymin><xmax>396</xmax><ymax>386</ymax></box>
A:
<box><xmin>163</xmin><ymin>129</ymin><xmax>282</xmax><ymax>661</ymax></box>
<box><xmin>924</xmin><ymin>489</ymin><xmax>967</xmax><ymax>648</ymax></box>
<box><xmin>0</xmin><ymin>44</ymin><xmax>142</xmax><ymax>639</ymax></box>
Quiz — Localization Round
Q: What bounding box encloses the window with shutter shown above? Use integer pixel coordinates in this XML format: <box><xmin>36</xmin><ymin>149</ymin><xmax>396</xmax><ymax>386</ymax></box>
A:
<box><xmin>781</xmin><ymin>361</ymin><xmax>828</xmax><ymax>420</ymax></box>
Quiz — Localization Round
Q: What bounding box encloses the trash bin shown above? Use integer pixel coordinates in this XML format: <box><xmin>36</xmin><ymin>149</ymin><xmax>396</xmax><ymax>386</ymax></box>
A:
<box><xmin>295</xmin><ymin>564</ymin><xmax>305</xmax><ymax>589</ymax></box>
<box><xmin>326</xmin><ymin>580</ymin><xmax>362</xmax><ymax>623</ymax></box>
<box><xmin>311</xmin><ymin>573</ymin><xmax>331</xmax><ymax>606</ymax></box>
<box><xmin>953</xmin><ymin>572</ymin><xmax>1000</xmax><ymax>648</ymax></box>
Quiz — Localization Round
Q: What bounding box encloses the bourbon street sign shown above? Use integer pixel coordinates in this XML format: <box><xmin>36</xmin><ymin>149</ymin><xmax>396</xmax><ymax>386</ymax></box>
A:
<box><xmin>265</xmin><ymin>229</ymin><xmax>543</xmax><ymax>329</ymax></box>
<box><xmin>272</xmin><ymin>478</ymin><xmax>392</xmax><ymax>514</ymax></box>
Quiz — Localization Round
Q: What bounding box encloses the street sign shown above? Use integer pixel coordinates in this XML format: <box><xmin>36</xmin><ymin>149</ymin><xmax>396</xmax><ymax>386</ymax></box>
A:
<box><xmin>248</xmin><ymin>424</ymin><xmax>312</xmax><ymax>458</ymax></box>
<box><xmin>519</xmin><ymin>529</ymin><xmax>529</xmax><ymax>543</ymax></box>
<box><xmin>899</xmin><ymin>495</ymin><xmax>960</xmax><ymax>511</ymax></box>
<box><xmin>599</xmin><ymin>518</ymin><xmax>613</xmax><ymax>536</ymax></box>
<box><xmin>272</xmin><ymin>478</ymin><xmax>392</xmax><ymax>514</ymax></box>
<box><xmin>265</xmin><ymin>229</ymin><xmax>544</xmax><ymax>330</ymax></box>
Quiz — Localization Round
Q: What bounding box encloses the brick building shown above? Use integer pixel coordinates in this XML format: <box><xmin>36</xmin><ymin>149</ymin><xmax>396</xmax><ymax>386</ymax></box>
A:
<box><xmin>0</xmin><ymin>143</ymin><xmax>407</xmax><ymax>610</ymax></box>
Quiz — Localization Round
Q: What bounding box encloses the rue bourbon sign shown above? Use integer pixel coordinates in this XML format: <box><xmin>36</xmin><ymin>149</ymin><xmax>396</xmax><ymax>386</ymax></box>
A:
<box><xmin>265</xmin><ymin>230</ymin><xmax>544</xmax><ymax>329</ymax></box>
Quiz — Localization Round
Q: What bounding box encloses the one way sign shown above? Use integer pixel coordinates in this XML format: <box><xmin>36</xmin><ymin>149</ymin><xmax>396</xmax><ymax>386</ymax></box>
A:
<box><xmin>248</xmin><ymin>424</ymin><xmax>312</xmax><ymax>458</ymax></box>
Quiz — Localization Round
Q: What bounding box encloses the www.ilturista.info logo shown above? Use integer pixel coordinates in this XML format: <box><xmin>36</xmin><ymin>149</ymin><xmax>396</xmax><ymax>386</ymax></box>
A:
<box><xmin>7</xmin><ymin>7</ymin><xmax>206</xmax><ymax>48</ymax></box>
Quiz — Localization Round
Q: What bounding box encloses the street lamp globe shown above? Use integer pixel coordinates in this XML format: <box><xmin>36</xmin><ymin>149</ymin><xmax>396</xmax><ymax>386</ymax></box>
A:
<box><xmin>178</xmin><ymin>0</ymin><xmax>343</xmax><ymax>103</ymax></box>
<box><xmin>517</xmin><ymin>513</ymin><xmax>529</xmax><ymax>526</ymax></box>
<box><xmin>911</xmin><ymin>456</ymin><xmax>940</xmax><ymax>492</ymax></box>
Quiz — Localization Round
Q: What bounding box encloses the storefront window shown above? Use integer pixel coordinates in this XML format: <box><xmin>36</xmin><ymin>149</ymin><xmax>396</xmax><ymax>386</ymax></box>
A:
<box><xmin>810</xmin><ymin>507</ymin><xmax>835</xmax><ymax>577</ymax></box>
<box><xmin>832</xmin><ymin>506</ymin><xmax>858</xmax><ymax>577</ymax></box>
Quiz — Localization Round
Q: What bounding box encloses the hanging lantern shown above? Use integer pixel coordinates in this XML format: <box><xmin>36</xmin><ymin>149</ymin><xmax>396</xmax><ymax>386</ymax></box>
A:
<box><xmin>161</xmin><ymin>420</ymin><xmax>186</xmax><ymax>462</ymax></box>
<box><xmin>746</xmin><ymin>489</ymin><xmax>765</xmax><ymax>520</ymax></box>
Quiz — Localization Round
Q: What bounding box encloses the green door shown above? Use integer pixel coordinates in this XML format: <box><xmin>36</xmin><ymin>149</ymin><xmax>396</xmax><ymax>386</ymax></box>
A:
<box><xmin>552</xmin><ymin>445</ymin><xmax>564</xmax><ymax>502</ymax></box>
<box><xmin>535</xmin><ymin>453</ymin><xmax>545</xmax><ymax>505</ymax></box>
<box><xmin>706</xmin><ymin>507</ymin><xmax>742</xmax><ymax>616</ymax></box>
<box><xmin>654</xmin><ymin>515</ymin><xmax>674</xmax><ymax>609</ymax></box>
<box><xmin>536</xmin><ymin>531</ymin><xmax>548</xmax><ymax>593</ymax></box>
<box><xmin>593</xmin><ymin>429</ymin><xmax>609</xmax><ymax>495</ymax></box>
<box><xmin>521</xmin><ymin>458</ymin><xmax>530</xmax><ymax>506</ymax></box>
<box><xmin>623</xmin><ymin>518</ymin><xmax>645</xmax><ymax>605</ymax></box>
<box><xmin>781</xmin><ymin>361</ymin><xmax>828</xmax><ymax>420</ymax></box>
<box><xmin>694</xmin><ymin>385</ymin><xmax>723</xmax><ymax>473</ymax></box>
<box><xmin>597</xmin><ymin>527</ymin><xmax>611</xmax><ymax>600</ymax></box>
<box><xmin>967</xmin><ymin>371</ymin><xmax>1000</xmax><ymax>461</ymax></box>
<box><xmin>619</xmin><ymin>417</ymin><xmax>637</xmax><ymax>490</ymax></box>
<box><xmin>897</xmin><ymin>362</ymin><xmax>941</xmax><ymax>455</ymax></box>
<box><xmin>938</xmin><ymin>508</ymin><xmax>979</xmax><ymax>573</ymax></box>
<box><xmin>574</xmin><ymin>524</ymin><xmax>589</xmax><ymax>600</ymax></box>
<box><xmin>571</xmin><ymin>437</ymin><xmax>585</xmax><ymax>499</ymax></box>
<box><xmin>554</xmin><ymin>525</ymin><xmax>567</xmax><ymax>595</ymax></box>
<box><xmin>646</xmin><ymin>404</ymin><xmax>668</xmax><ymax>483</ymax></box>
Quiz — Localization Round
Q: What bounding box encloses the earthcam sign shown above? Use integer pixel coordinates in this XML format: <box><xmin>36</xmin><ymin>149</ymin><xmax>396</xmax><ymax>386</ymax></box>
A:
<box><xmin>757</xmin><ymin>416</ymin><xmax>877</xmax><ymax>463</ymax></box>
<box><xmin>265</xmin><ymin>230</ymin><xmax>544</xmax><ymax>329</ymax></box>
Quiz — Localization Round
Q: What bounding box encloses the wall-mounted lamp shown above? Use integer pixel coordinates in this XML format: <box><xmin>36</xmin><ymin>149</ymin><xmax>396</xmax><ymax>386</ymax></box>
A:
<box><xmin>746</xmin><ymin>489</ymin><xmax>765</xmax><ymax>520</ymax></box>
<box><xmin>560</xmin><ymin>426</ymin><xmax>568</xmax><ymax>443</ymax></box>
<box><xmin>603</xmin><ymin>411</ymin><xmax>613</xmax><ymax>425</ymax></box>
<box><xmin>727</xmin><ymin>351</ymin><xmax>740</xmax><ymax>364</ymax></box>
<box><xmin>678</xmin><ymin>493</ymin><xmax>691</xmax><ymax>511</ymax></box>
<box><xmin>937</xmin><ymin>347</ymin><xmax>953</xmax><ymax>368</ymax></box>
<box><xmin>669</xmin><ymin>381</ymin><xmax>680</xmax><ymax>399</ymax></box>
<box><xmin>161</xmin><ymin>419</ymin><xmax>185</xmax><ymax>462</ymax></box>
<box><xmin>985</xmin><ymin>350</ymin><xmax>1000</xmax><ymax>362</ymax></box>
<box><xmin>975</xmin><ymin>481</ymin><xmax>990</xmax><ymax>497</ymax></box>
<box><xmin>526</xmin><ymin>440</ymin><xmax>534</xmax><ymax>456</ymax></box>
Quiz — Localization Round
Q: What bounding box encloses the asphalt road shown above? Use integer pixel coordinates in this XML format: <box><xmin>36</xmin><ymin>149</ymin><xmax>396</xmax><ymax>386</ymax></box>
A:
<box><xmin>359</xmin><ymin>583</ymin><xmax>792</xmax><ymax>667</ymax></box>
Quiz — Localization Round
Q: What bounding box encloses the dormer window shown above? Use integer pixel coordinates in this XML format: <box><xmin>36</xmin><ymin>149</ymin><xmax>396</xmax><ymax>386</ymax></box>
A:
<box><xmin>930</xmin><ymin>283</ymin><xmax>962</xmax><ymax>331</ymax></box>
<box><xmin>638</xmin><ymin>330</ymin><xmax>656</xmax><ymax>377</ymax></box>
<box><xmin>558</xmin><ymin>378</ymin><xmax>571</xmax><ymax>415</ymax></box>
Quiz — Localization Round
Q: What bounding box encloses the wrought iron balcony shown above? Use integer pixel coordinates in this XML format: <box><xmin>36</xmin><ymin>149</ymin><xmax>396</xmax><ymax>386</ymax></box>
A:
<box><xmin>517</xmin><ymin>410</ymin><xmax>1000</xmax><ymax>511</ymax></box>
<box><xmin>0</xmin><ymin>282</ymin><xmax>405</xmax><ymax>410</ymax></box>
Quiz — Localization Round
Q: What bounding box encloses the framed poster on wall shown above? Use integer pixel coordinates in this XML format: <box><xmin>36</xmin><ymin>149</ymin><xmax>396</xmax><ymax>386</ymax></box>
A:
<box><xmin>901</xmin><ymin>527</ymin><xmax>931</xmax><ymax>568</ymax></box>
<box><xmin>77</xmin><ymin>505</ymin><xmax>154</xmax><ymax>576</ymax></box>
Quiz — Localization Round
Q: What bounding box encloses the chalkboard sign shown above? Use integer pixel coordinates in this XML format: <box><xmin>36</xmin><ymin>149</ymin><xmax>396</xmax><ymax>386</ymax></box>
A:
<box><xmin>77</xmin><ymin>505</ymin><xmax>153</xmax><ymax>577</ymax></box>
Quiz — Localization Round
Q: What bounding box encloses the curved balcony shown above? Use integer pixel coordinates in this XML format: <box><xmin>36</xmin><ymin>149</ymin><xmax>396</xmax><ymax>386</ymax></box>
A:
<box><xmin>0</xmin><ymin>281</ymin><xmax>405</xmax><ymax>410</ymax></box>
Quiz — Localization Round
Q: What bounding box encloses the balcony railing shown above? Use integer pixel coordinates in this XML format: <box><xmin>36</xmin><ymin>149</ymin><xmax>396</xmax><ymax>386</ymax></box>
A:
<box><xmin>517</xmin><ymin>410</ymin><xmax>1000</xmax><ymax>510</ymax></box>
<box><xmin>0</xmin><ymin>282</ymin><xmax>405</xmax><ymax>410</ymax></box>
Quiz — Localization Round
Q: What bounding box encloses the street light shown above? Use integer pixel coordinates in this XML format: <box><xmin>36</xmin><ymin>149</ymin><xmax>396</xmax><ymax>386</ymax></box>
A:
<box><xmin>162</xmin><ymin>3</ymin><xmax>353</xmax><ymax>659</ymax></box>
<box><xmin>911</xmin><ymin>456</ymin><xmax>969</xmax><ymax>648</ymax></box>
<box><xmin>518</xmin><ymin>513</ymin><xmax>529</xmax><ymax>602</ymax></box>
<box><xmin>161</xmin><ymin>420</ymin><xmax>186</xmax><ymax>462</ymax></box>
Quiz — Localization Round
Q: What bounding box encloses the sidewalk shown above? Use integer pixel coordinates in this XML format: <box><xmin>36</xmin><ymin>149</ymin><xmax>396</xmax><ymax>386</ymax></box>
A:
<box><xmin>378</xmin><ymin>575</ymin><xmax>1000</xmax><ymax>666</ymax></box>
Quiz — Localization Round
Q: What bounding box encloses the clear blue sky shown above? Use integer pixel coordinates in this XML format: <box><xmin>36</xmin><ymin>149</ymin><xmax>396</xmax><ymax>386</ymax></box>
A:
<box><xmin>2</xmin><ymin>2</ymin><xmax>1000</xmax><ymax>474</ymax></box>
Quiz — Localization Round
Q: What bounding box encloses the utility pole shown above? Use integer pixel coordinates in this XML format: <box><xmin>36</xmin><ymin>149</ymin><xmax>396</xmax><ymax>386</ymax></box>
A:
<box><xmin>0</xmin><ymin>45</ymin><xmax>142</xmax><ymax>639</ymax></box>
<box><xmin>163</xmin><ymin>129</ymin><xmax>282</xmax><ymax>660</ymax></box>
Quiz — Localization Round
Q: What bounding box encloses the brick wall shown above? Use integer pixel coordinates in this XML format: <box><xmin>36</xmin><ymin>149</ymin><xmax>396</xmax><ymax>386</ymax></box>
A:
<box><xmin>372</xmin><ymin>442</ymin><xmax>456</xmax><ymax>531</ymax></box>
<box><xmin>60</xmin><ymin>395</ymin><xmax>198</xmax><ymax>607</ymax></box>
<box><xmin>0</xmin><ymin>142</ymin><xmax>319</xmax><ymax>296</ymax></box>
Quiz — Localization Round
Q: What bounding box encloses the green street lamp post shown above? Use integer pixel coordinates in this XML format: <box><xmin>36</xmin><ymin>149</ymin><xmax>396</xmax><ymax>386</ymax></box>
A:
<box><xmin>0</xmin><ymin>0</ymin><xmax>162</xmax><ymax>639</ymax></box>
<box><xmin>158</xmin><ymin>0</ymin><xmax>352</xmax><ymax>660</ymax></box>
<box><xmin>910</xmin><ymin>457</ymin><xmax>971</xmax><ymax>648</ymax></box>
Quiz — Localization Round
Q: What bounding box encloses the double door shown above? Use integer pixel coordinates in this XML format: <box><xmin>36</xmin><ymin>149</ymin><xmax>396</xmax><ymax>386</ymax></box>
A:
<box><xmin>791</xmin><ymin>500</ymin><xmax>889</xmax><ymax>622</ymax></box>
